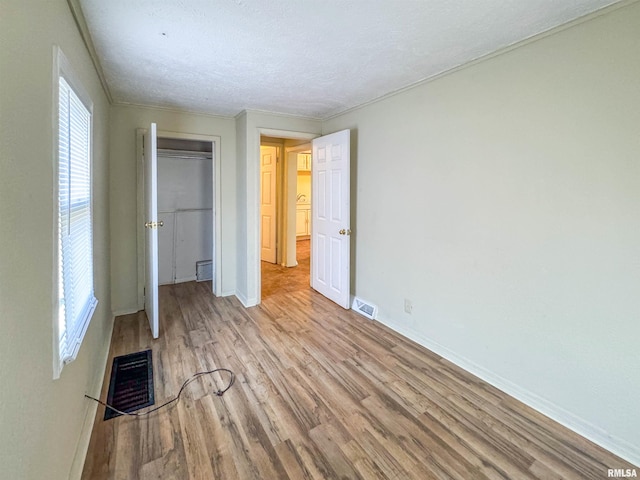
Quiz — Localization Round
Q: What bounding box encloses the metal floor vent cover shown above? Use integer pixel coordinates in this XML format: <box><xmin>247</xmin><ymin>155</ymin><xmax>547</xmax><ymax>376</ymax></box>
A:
<box><xmin>196</xmin><ymin>260</ymin><xmax>213</xmax><ymax>282</ymax></box>
<box><xmin>352</xmin><ymin>297</ymin><xmax>378</xmax><ymax>320</ymax></box>
<box><xmin>104</xmin><ymin>350</ymin><xmax>154</xmax><ymax>420</ymax></box>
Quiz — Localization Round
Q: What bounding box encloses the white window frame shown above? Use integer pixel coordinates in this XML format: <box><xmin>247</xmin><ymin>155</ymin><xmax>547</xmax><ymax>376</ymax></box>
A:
<box><xmin>52</xmin><ymin>46</ymin><xmax>98</xmax><ymax>379</ymax></box>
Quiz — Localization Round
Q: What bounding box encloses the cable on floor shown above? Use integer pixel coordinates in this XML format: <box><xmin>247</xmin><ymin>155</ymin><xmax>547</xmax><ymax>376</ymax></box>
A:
<box><xmin>85</xmin><ymin>368</ymin><xmax>235</xmax><ymax>417</ymax></box>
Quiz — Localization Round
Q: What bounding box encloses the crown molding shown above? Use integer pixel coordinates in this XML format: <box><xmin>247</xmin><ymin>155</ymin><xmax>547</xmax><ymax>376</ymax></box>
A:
<box><xmin>66</xmin><ymin>0</ymin><xmax>113</xmax><ymax>104</ymax></box>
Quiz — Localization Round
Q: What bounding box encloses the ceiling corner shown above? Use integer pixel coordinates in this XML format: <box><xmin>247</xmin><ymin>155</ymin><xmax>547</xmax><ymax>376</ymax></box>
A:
<box><xmin>67</xmin><ymin>0</ymin><xmax>113</xmax><ymax>104</ymax></box>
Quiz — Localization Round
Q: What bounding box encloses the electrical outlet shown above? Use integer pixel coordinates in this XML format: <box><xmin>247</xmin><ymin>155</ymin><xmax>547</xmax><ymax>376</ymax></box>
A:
<box><xmin>404</xmin><ymin>298</ymin><xmax>413</xmax><ymax>314</ymax></box>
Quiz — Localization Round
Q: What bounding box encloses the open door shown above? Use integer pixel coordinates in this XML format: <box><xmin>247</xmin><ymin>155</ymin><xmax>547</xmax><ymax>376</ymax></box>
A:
<box><xmin>311</xmin><ymin>129</ymin><xmax>351</xmax><ymax>308</ymax></box>
<box><xmin>260</xmin><ymin>145</ymin><xmax>277</xmax><ymax>264</ymax></box>
<box><xmin>144</xmin><ymin>123</ymin><xmax>159</xmax><ymax>338</ymax></box>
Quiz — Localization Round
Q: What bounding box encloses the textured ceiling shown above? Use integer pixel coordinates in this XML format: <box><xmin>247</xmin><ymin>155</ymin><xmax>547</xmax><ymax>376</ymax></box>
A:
<box><xmin>78</xmin><ymin>0</ymin><xmax>620</xmax><ymax>119</ymax></box>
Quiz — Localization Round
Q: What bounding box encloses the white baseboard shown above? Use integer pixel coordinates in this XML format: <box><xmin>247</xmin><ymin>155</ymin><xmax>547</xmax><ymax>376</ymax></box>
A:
<box><xmin>235</xmin><ymin>290</ymin><xmax>258</xmax><ymax>308</ymax></box>
<box><xmin>69</xmin><ymin>314</ymin><xmax>115</xmax><ymax>480</ymax></box>
<box><xmin>175</xmin><ymin>276</ymin><xmax>196</xmax><ymax>284</ymax></box>
<box><xmin>377</xmin><ymin>315</ymin><xmax>640</xmax><ymax>468</ymax></box>
<box><xmin>69</xmin><ymin>400</ymin><xmax>99</xmax><ymax>480</ymax></box>
<box><xmin>112</xmin><ymin>307</ymin><xmax>140</xmax><ymax>317</ymax></box>
<box><xmin>235</xmin><ymin>290</ymin><xmax>249</xmax><ymax>307</ymax></box>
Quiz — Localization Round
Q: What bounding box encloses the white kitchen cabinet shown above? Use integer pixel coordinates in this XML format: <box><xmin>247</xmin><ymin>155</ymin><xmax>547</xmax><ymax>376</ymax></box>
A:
<box><xmin>297</xmin><ymin>153</ymin><xmax>311</xmax><ymax>171</ymax></box>
<box><xmin>296</xmin><ymin>205</ymin><xmax>310</xmax><ymax>236</ymax></box>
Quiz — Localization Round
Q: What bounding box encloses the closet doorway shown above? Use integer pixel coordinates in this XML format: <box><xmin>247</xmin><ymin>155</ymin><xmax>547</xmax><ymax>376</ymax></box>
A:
<box><xmin>156</xmin><ymin>137</ymin><xmax>213</xmax><ymax>286</ymax></box>
<box><xmin>136</xmin><ymin>129</ymin><xmax>222</xmax><ymax>315</ymax></box>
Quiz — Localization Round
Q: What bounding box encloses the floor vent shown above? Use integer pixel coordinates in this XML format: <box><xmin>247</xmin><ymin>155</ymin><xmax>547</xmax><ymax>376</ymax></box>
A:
<box><xmin>196</xmin><ymin>260</ymin><xmax>212</xmax><ymax>282</ymax></box>
<box><xmin>104</xmin><ymin>350</ymin><xmax>154</xmax><ymax>420</ymax></box>
<box><xmin>352</xmin><ymin>297</ymin><xmax>378</xmax><ymax>320</ymax></box>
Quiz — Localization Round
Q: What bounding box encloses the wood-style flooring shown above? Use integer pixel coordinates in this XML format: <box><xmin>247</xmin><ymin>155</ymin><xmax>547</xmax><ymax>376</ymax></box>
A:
<box><xmin>82</xmin><ymin>275</ymin><xmax>635</xmax><ymax>479</ymax></box>
<box><xmin>261</xmin><ymin>239</ymin><xmax>310</xmax><ymax>300</ymax></box>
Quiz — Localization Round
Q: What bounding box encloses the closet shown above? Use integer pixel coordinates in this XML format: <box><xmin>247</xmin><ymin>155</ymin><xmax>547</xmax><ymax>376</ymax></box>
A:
<box><xmin>156</xmin><ymin>138</ymin><xmax>213</xmax><ymax>285</ymax></box>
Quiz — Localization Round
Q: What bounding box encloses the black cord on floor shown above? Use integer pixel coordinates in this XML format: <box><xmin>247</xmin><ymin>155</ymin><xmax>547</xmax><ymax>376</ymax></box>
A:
<box><xmin>85</xmin><ymin>368</ymin><xmax>235</xmax><ymax>418</ymax></box>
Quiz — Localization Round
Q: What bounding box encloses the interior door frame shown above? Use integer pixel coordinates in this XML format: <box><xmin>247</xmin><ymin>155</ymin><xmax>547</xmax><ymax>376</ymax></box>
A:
<box><xmin>252</xmin><ymin>128</ymin><xmax>317</xmax><ymax>305</ymax></box>
<box><xmin>136</xmin><ymin>128</ymin><xmax>222</xmax><ymax>310</ymax></box>
<box><xmin>283</xmin><ymin>142</ymin><xmax>313</xmax><ymax>267</ymax></box>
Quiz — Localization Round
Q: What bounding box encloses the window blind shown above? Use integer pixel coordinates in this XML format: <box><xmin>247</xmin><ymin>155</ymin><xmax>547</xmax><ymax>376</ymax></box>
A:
<box><xmin>57</xmin><ymin>75</ymin><xmax>97</xmax><ymax>368</ymax></box>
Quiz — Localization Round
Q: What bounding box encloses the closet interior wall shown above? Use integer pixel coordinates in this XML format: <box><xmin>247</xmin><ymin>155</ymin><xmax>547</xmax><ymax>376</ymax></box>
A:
<box><xmin>156</xmin><ymin>141</ymin><xmax>213</xmax><ymax>285</ymax></box>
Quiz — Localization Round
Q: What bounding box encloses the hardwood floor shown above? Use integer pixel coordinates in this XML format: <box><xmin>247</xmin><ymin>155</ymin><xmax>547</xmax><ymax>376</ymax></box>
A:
<box><xmin>82</xmin><ymin>280</ymin><xmax>635</xmax><ymax>479</ymax></box>
<box><xmin>261</xmin><ymin>239</ymin><xmax>310</xmax><ymax>299</ymax></box>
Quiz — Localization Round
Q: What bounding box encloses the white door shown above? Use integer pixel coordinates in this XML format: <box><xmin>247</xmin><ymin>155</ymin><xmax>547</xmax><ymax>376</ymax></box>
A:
<box><xmin>311</xmin><ymin>129</ymin><xmax>351</xmax><ymax>308</ymax></box>
<box><xmin>144</xmin><ymin>122</ymin><xmax>159</xmax><ymax>338</ymax></box>
<box><xmin>260</xmin><ymin>145</ymin><xmax>277</xmax><ymax>264</ymax></box>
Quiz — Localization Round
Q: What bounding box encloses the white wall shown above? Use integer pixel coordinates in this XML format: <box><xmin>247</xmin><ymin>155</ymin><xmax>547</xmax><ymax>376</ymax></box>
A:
<box><xmin>109</xmin><ymin>105</ymin><xmax>237</xmax><ymax>313</ymax></box>
<box><xmin>323</xmin><ymin>3</ymin><xmax>640</xmax><ymax>464</ymax></box>
<box><xmin>235</xmin><ymin>111</ymin><xmax>322</xmax><ymax>305</ymax></box>
<box><xmin>0</xmin><ymin>1</ymin><xmax>113</xmax><ymax>478</ymax></box>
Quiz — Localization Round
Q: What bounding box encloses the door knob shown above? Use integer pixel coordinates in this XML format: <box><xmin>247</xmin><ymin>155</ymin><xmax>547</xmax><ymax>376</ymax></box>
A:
<box><xmin>339</xmin><ymin>229</ymin><xmax>351</xmax><ymax>235</ymax></box>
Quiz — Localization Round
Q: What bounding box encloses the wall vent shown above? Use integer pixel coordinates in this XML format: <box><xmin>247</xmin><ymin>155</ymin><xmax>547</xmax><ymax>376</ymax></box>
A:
<box><xmin>351</xmin><ymin>297</ymin><xmax>378</xmax><ymax>320</ymax></box>
<box><xmin>196</xmin><ymin>260</ymin><xmax>212</xmax><ymax>282</ymax></box>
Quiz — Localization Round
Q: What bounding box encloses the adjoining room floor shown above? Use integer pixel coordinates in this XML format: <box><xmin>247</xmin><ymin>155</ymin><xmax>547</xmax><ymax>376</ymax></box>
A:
<box><xmin>261</xmin><ymin>239</ymin><xmax>310</xmax><ymax>300</ymax></box>
<box><xmin>82</xmin><ymin>280</ymin><xmax>635</xmax><ymax>479</ymax></box>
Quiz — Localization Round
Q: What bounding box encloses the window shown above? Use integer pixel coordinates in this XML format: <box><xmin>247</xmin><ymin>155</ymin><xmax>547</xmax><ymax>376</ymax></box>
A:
<box><xmin>53</xmin><ymin>48</ymin><xmax>97</xmax><ymax>378</ymax></box>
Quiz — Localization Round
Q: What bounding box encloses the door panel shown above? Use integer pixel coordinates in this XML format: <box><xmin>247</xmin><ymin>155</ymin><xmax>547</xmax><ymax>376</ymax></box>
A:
<box><xmin>311</xmin><ymin>129</ymin><xmax>350</xmax><ymax>308</ymax></box>
<box><xmin>316</xmin><ymin>170</ymin><xmax>327</xmax><ymax>219</ymax></box>
<box><xmin>331</xmin><ymin>169</ymin><xmax>342</xmax><ymax>221</ymax></box>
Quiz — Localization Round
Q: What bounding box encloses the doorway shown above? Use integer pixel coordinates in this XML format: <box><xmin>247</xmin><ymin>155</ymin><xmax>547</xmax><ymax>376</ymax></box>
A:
<box><xmin>136</xmin><ymin>128</ymin><xmax>222</xmax><ymax>318</ymax></box>
<box><xmin>260</xmin><ymin>136</ymin><xmax>312</xmax><ymax>300</ymax></box>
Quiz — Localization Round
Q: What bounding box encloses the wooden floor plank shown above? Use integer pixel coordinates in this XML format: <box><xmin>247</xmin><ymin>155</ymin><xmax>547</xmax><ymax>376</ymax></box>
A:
<box><xmin>82</xmin><ymin>278</ymin><xmax>636</xmax><ymax>479</ymax></box>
